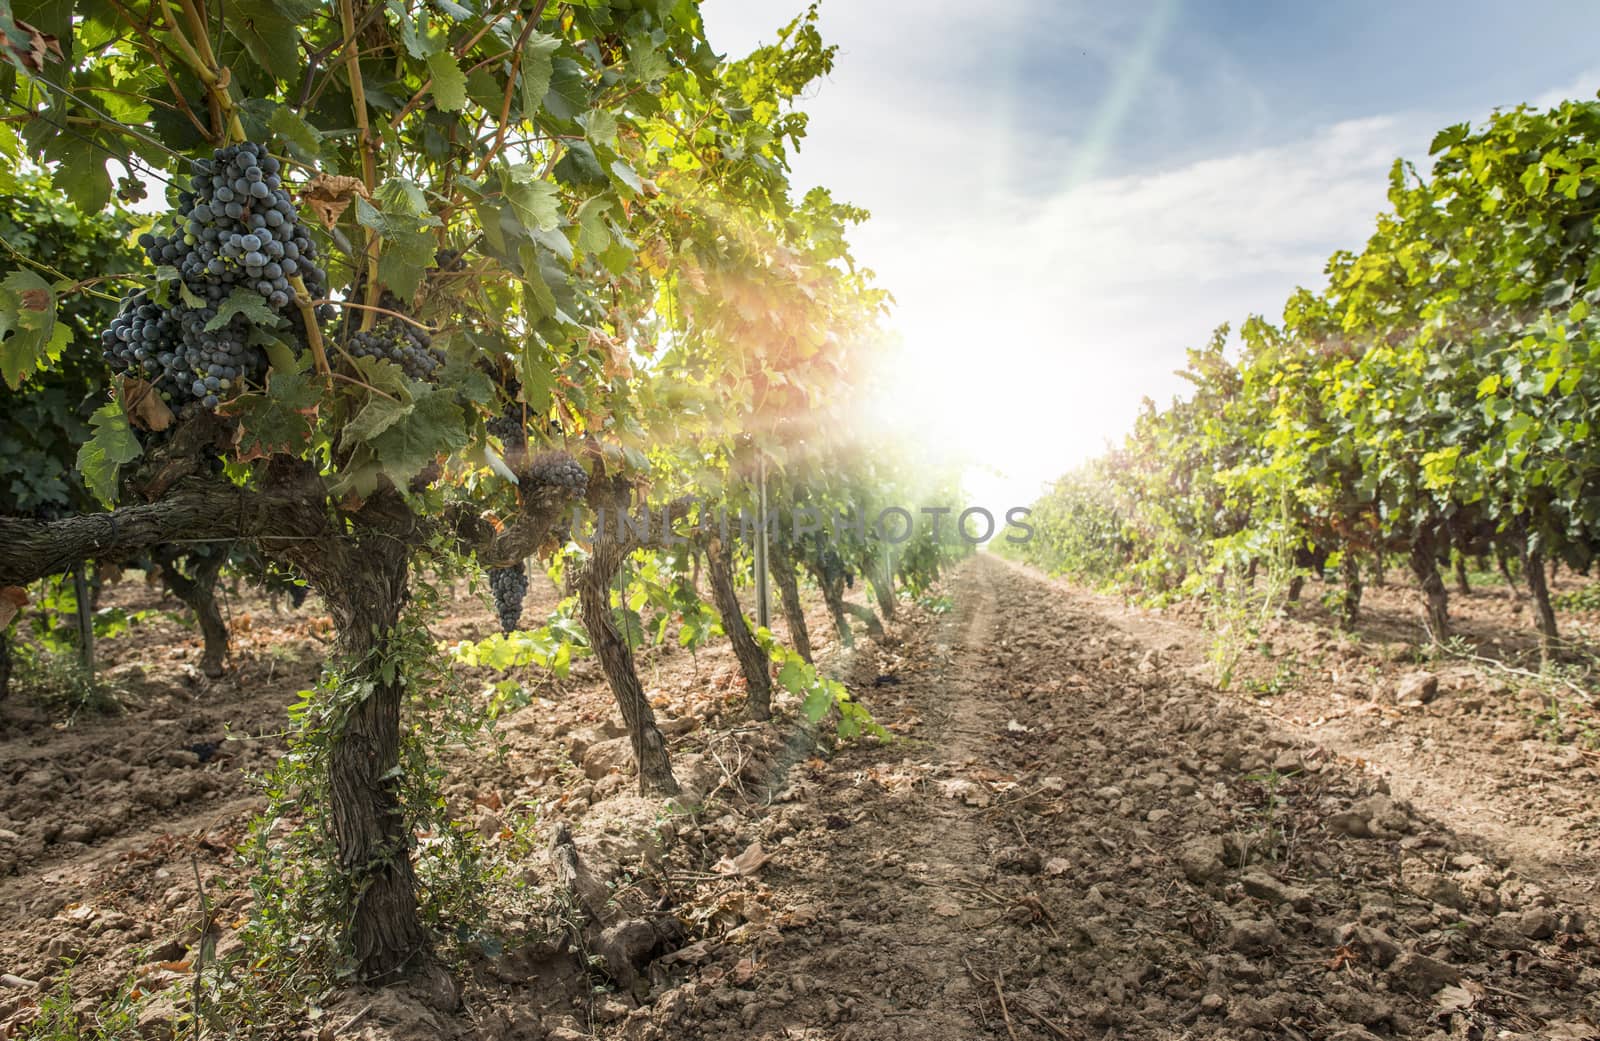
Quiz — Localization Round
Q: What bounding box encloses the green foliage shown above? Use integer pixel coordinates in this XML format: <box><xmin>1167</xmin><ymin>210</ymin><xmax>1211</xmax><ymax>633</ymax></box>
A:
<box><xmin>24</xmin><ymin>572</ymin><xmax>148</xmax><ymax>653</ymax></box>
<box><xmin>1554</xmin><ymin>583</ymin><xmax>1600</xmax><ymax>611</ymax></box>
<box><xmin>766</xmin><ymin>635</ymin><xmax>888</xmax><ymax>741</ymax></box>
<box><xmin>75</xmin><ymin>403</ymin><xmax>141</xmax><ymax>507</ymax></box>
<box><xmin>1016</xmin><ymin>97</ymin><xmax>1600</xmax><ymax>649</ymax></box>
<box><xmin>10</xmin><ymin>647</ymin><xmax>119</xmax><ymax>718</ymax></box>
<box><xmin>447</xmin><ymin>604</ymin><xmax>590</xmax><ymax>679</ymax></box>
<box><xmin>14</xmin><ymin>965</ymin><xmax>140</xmax><ymax>1041</ymax></box>
<box><xmin>0</xmin><ymin>174</ymin><xmax>141</xmax><ymax>516</ymax></box>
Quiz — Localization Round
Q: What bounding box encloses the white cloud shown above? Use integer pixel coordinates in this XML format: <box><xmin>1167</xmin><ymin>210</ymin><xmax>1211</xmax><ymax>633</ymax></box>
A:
<box><xmin>700</xmin><ymin>2</ymin><xmax>1600</xmax><ymax>510</ymax></box>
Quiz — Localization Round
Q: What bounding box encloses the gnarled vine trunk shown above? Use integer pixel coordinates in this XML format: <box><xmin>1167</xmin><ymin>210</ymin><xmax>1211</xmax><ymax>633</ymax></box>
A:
<box><xmin>1453</xmin><ymin>554</ymin><xmax>1471</xmax><ymax>596</ymax></box>
<box><xmin>286</xmin><ymin>533</ymin><xmax>426</xmax><ymax>982</ymax></box>
<box><xmin>0</xmin><ymin>450</ymin><xmax>583</xmax><ymax>982</ymax></box>
<box><xmin>0</xmin><ymin>629</ymin><xmax>10</xmax><ymax>702</ymax></box>
<box><xmin>1522</xmin><ymin>545</ymin><xmax>1559</xmax><ymax>661</ymax></box>
<box><xmin>159</xmin><ymin>549</ymin><xmax>229</xmax><ymax>678</ymax></box>
<box><xmin>803</xmin><ymin>554</ymin><xmax>854</xmax><ymax>647</ymax></box>
<box><xmin>1496</xmin><ymin>547</ymin><xmax>1523</xmax><ymax>602</ymax></box>
<box><xmin>1408</xmin><ymin>528</ymin><xmax>1450</xmax><ymax>641</ymax></box>
<box><xmin>704</xmin><ymin>536</ymin><xmax>772</xmax><ymax>721</ymax></box>
<box><xmin>1337</xmin><ymin>547</ymin><xmax>1362</xmax><ymax>631</ymax></box>
<box><xmin>818</xmin><ymin>576</ymin><xmax>853</xmax><ymax>646</ymax></box>
<box><xmin>867</xmin><ymin>553</ymin><xmax>896</xmax><ymax>621</ymax></box>
<box><xmin>769</xmin><ymin>540</ymin><xmax>812</xmax><ymax>663</ymax></box>
<box><xmin>574</xmin><ymin>479</ymin><xmax>678</xmax><ymax>795</ymax></box>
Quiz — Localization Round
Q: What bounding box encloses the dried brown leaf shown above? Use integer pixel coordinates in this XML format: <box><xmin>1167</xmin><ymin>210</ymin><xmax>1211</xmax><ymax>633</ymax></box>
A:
<box><xmin>0</xmin><ymin>586</ymin><xmax>27</xmax><ymax>630</ymax></box>
<box><xmin>117</xmin><ymin>375</ymin><xmax>175</xmax><ymax>432</ymax></box>
<box><xmin>713</xmin><ymin>840</ymin><xmax>771</xmax><ymax>877</ymax></box>
<box><xmin>301</xmin><ymin>174</ymin><xmax>370</xmax><ymax>229</ymax></box>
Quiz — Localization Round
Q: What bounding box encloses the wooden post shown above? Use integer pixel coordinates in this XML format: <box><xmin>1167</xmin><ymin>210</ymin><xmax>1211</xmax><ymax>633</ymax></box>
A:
<box><xmin>72</xmin><ymin>563</ymin><xmax>95</xmax><ymax>675</ymax></box>
<box><xmin>754</xmin><ymin>454</ymin><xmax>771</xmax><ymax>630</ymax></box>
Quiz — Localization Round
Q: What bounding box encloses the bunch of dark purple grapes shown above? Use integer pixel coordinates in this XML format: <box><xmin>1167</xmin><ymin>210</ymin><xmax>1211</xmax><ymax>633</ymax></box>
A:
<box><xmin>104</xmin><ymin>141</ymin><xmax>331</xmax><ymax>411</ymax></box>
<box><xmin>344</xmin><ymin>317</ymin><xmax>445</xmax><ymax>381</ymax></box>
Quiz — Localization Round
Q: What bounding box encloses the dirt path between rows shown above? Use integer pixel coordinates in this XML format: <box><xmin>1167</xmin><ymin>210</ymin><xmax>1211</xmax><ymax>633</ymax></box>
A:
<box><xmin>662</xmin><ymin>555</ymin><xmax>1596</xmax><ymax>1040</ymax></box>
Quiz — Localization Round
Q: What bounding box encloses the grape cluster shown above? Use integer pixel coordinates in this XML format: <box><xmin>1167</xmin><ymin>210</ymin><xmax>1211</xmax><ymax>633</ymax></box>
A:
<box><xmin>433</xmin><ymin>247</ymin><xmax>467</xmax><ymax>273</ymax></box>
<box><xmin>526</xmin><ymin>452</ymin><xmax>589</xmax><ymax>495</ymax></box>
<box><xmin>345</xmin><ymin>318</ymin><xmax>445</xmax><ymax>381</ymax></box>
<box><xmin>488</xmin><ymin>564</ymin><xmax>529</xmax><ymax>633</ymax></box>
<box><xmin>487</xmin><ymin>406</ymin><xmax>526</xmax><ymax>450</ymax></box>
<box><xmin>103</xmin><ymin>141</ymin><xmax>330</xmax><ymax>411</ymax></box>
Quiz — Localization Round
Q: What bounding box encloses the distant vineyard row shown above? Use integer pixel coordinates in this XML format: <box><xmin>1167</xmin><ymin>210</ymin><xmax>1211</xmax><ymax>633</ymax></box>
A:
<box><xmin>1006</xmin><ymin>99</ymin><xmax>1600</xmax><ymax>657</ymax></box>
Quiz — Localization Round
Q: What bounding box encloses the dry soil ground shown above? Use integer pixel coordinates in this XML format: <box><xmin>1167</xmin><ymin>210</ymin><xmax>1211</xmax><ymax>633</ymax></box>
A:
<box><xmin>1</xmin><ymin>555</ymin><xmax>1597</xmax><ymax>1040</ymax></box>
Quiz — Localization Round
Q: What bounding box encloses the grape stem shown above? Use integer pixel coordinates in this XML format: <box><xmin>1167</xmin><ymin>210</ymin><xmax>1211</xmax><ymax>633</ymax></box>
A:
<box><xmin>472</xmin><ymin>1</ymin><xmax>550</xmax><ymax>180</ymax></box>
<box><xmin>288</xmin><ymin>273</ymin><xmax>332</xmax><ymax>376</ymax></box>
<box><xmin>317</xmin><ymin>299</ymin><xmax>441</xmax><ymax>333</ymax></box>
<box><xmin>339</xmin><ymin>0</ymin><xmax>383</xmax><ymax>333</ymax></box>
<box><xmin>157</xmin><ymin>0</ymin><xmax>244</xmax><ymax>145</ymax></box>
<box><xmin>330</xmin><ymin>371</ymin><xmax>402</xmax><ymax>404</ymax></box>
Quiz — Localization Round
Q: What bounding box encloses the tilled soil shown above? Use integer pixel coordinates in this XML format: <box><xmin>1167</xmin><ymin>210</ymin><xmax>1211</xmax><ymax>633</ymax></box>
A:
<box><xmin>2</xmin><ymin>556</ymin><xmax>1597</xmax><ymax>1040</ymax></box>
<box><xmin>634</xmin><ymin>556</ymin><xmax>1597</xmax><ymax>1040</ymax></box>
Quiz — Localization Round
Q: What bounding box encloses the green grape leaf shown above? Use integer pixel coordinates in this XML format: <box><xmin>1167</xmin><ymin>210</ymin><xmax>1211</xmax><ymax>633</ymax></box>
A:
<box><xmin>206</xmin><ymin>287</ymin><xmax>282</xmax><ymax>331</ymax></box>
<box><xmin>801</xmin><ymin>684</ymin><xmax>833</xmax><ymax>723</ymax></box>
<box><xmin>386</xmin><ymin>0</ymin><xmax>437</xmax><ymax>58</ymax></box>
<box><xmin>268</xmin><ymin>104</ymin><xmax>322</xmax><ymax>162</ymax></box>
<box><xmin>355</xmin><ymin>188</ymin><xmax>442</xmax><ymax>299</ymax></box>
<box><xmin>500</xmin><ymin>168</ymin><xmax>560</xmax><ymax>232</ymax></box>
<box><xmin>553</xmin><ymin>140</ymin><xmax>606</xmax><ymax>187</ymax></box>
<box><xmin>225</xmin><ymin>0</ymin><xmax>307</xmax><ymax>81</ymax></box>
<box><xmin>222</xmin><ymin>369</ymin><xmax>321</xmax><ymax>461</ymax></box>
<box><xmin>53</xmin><ymin>140</ymin><xmax>111</xmax><ymax>214</ymax></box>
<box><xmin>609</xmin><ymin>159</ymin><xmax>642</xmax><ymax>195</ymax></box>
<box><xmin>575</xmin><ymin>195</ymin><xmax>612</xmax><ymax>256</ymax></box>
<box><xmin>76</xmin><ymin>403</ymin><xmax>142</xmax><ymax>506</ymax></box>
<box><xmin>341</xmin><ymin>392</ymin><xmax>410</xmax><ymax>447</ymax></box>
<box><xmin>584</xmin><ymin>109</ymin><xmax>618</xmax><ymax>148</ymax></box>
<box><xmin>624</xmin><ymin>32</ymin><xmax>670</xmax><ymax>84</ymax></box>
<box><xmin>519</xmin><ymin>32</ymin><xmax>560</xmax><ymax>120</ymax></box>
<box><xmin>543</xmin><ymin>57</ymin><xmax>588</xmax><ymax>121</ymax></box>
<box><xmin>366</xmin><ymin>384</ymin><xmax>469</xmax><ymax>484</ymax></box>
<box><xmin>427</xmin><ymin>50</ymin><xmax>468</xmax><ymax>112</ymax></box>
<box><xmin>0</xmin><ymin>268</ymin><xmax>64</xmax><ymax>388</ymax></box>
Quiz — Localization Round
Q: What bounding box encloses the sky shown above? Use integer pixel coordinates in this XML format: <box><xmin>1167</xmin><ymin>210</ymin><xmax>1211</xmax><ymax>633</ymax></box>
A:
<box><xmin>699</xmin><ymin>0</ymin><xmax>1600</xmax><ymax>512</ymax></box>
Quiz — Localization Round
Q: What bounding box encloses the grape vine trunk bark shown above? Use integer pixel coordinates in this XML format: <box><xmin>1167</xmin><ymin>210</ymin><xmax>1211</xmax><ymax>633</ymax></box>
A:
<box><xmin>1522</xmin><ymin>545</ymin><xmax>1559</xmax><ymax>661</ymax></box>
<box><xmin>1337</xmin><ymin>547</ymin><xmax>1362</xmax><ymax>631</ymax></box>
<box><xmin>867</xmin><ymin>554</ymin><xmax>896</xmax><ymax>621</ymax></box>
<box><xmin>574</xmin><ymin>478</ymin><xmax>679</xmax><ymax>795</ymax></box>
<box><xmin>1496</xmin><ymin>549</ymin><xmax>1523</xmax><ymax>603</ymax></box>
<box><xmin>159</xmin><ymin>549</ymin><xmax>229</xmax><ymax>678</ymax></box>
<box><xmin>0</xmin><ymin>454</ymin><xmax>583</xmax><ymax>981</ymax></box>
<box><xmin>769</xmin><ymin>540</ymin><xmax>813</xmax><ymax>663</ymax></box>
<box><xmin>286</xmin><ymin>532</ymin><xmax>425</xmax><ymax>981</ymax></box>
<box><xmin>704</xmin><ymin>535</ymin><xmax>772</xmax><ymax>721</ymax></box>
<box><xmin>1408</xmin><ymin>529</ymin><xmax>1451</xmax><ymax>642</ymax></box>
